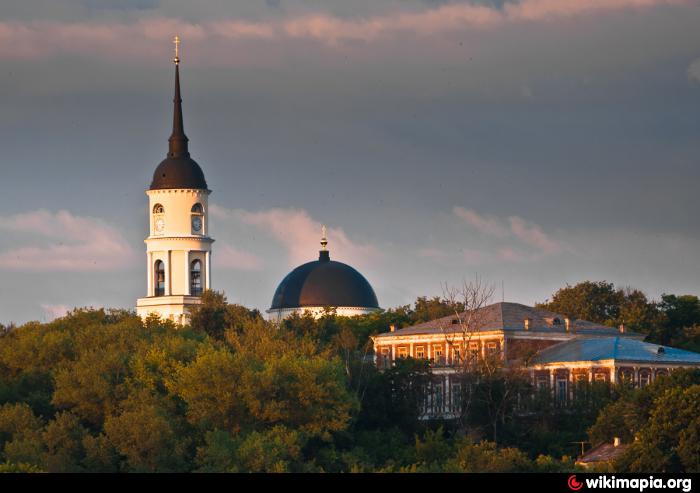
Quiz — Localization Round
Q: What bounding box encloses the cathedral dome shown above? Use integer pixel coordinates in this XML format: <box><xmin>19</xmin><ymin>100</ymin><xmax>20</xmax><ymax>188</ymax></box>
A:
<box><xmin>269</xmin><ymin>230</ymin><xmax>379</xmax><ymax>313</ymax></box>
<box><xmin>150</xmin><ymin>156</ymin><xmax>207</xmax><ymax>190</ymax></box>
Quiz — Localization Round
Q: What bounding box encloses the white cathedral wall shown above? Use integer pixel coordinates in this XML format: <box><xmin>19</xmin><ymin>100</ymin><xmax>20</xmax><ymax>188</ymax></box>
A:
<box><xmin>267</xmin><ymin>306</ymin><xmax>380</xmax><ymax>322</ymax></box>
<box><xmin>147</xmin><ymin>188</ymin><xmax>210</xmax><ymax>237</ymax></box>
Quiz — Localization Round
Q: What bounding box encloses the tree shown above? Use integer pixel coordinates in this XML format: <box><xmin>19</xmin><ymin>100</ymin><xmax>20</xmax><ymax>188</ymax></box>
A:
<box><xmin>537</xmin><ymin>281</ymin><xmax>622</xmax><ymax>325</ymax></box>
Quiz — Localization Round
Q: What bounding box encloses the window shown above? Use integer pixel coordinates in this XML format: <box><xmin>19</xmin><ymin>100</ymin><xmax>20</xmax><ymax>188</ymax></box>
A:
<box><xmin>153</xmin><ymin>204</ymin><xmax>164</xmax><ymax>214</ymax></box>
<box><xmin>451</xmin><ymin>384</ymin><xmax>462</xmax><ymax>413</ymax></box>
<box><xmin>556</xmin><ymin>380</ymin><xmax>567</xmax><ymax>404</ymax></box>
<box><xmin>415</xmin><ymin>346</ymin><xmax>425</xmax><ymax>359</ymax></box>
<box><xmin>639</xmin><ymin>371</ymin><xmax>651</xmax><ymax>387</ymax></box>
<box><xmin>381</xmin><ymin>348</ymin><xmax>390</xmax><ymax>368</ymax></box>
<box><xmin>397</xmin><ymin>347</ymin><xmax>408</xmax><ymax>359</ymax></box>
<box><xmin>575</xmin><ymin>373</ymin><xmax>587</xmax><ymax>383</ymax></box>
<box><xmin>469</xmin><ymin>342</ymin><xmax>480</xmax><ymax>360</ymax></box>
<box><xmin>191</xmin><ymin>203</ymin><xmax>204</xmax><ymax>234</ymax></box>
<box><xmin>433</xmin><ymin>347</ymin><xmax>443</xmax><ymax>364</ymax></box>
<box><xmin>594</xmin><ymin>373</ymin><xmax>607</xmax><ymax>383</ymax></box>
<box><xmin>154</xmin><ymin>260</ymin><xmax>165</xmax><ymax>296</ymax></box>
<box><xmin>434</xmin><ymin>384</ymin><xmax>444</xmax><ymax>414</ymax></box>
<box><xmin>486</xmin><ymin>341</ymin><xmax>498</xmax><ymax>356</ymax></box>
<box><xmin>190</xmin><ymin>260</ymin><xmax>202</xmax><ymax>296</ymax></box>
<box><xmin>619</xmin><ymin>369</ymin><xmax>633</xmax><ymax>383</ymax></box>
<box><xmin>537</xmin><ymin>377</ymin><xmax>548</xmax><ymax>392</ymax></box>
<box><xmin>452</xmin><ymin>348</ymin><xmax>461</xmax><ymax>364</ymax></box>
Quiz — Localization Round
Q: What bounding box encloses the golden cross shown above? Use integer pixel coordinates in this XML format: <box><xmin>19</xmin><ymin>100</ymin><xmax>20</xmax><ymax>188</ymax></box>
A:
<box><xmin>173</xmin><ymin>35</ymin><xmax>180</xmax><ymax>64</ymax></box>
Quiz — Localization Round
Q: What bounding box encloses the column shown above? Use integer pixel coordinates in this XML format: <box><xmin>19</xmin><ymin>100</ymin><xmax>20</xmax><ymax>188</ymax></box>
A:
<box><xmin>634</xmin><ymin>366</ymin><xmax>639</xmax><ymax>388</ymax></box>
<box><xmin>391</xmin><ymin>345</ymin><xmax>395</xmax><ymax>365</ymax></box>
<box><xmin>146</xmin><ymin>252</ymin><xmax>153</xmax><ymax>296</ymax></box>
<box><xmin>165</xmin><ymin>250</ymin><xmax>171</xmax><ymax>296</ymax></box>
<box><xmin>410</xmin><ymin>343</ymin><xmax>414</xmax><ymax>358</ymax></box>
<box><xmin>184</xmin><ymin>250</ymin><xmax>190</xmax><ymax>296</ymax></box>
<box><xmin>549</xmin><ymin>370</ymin><xmax>555</xmax><ymax>397</ymax></box>
<box><xmin>205</xmin><ymin>251</ymin><xmax>211</xmax><ymax>290</ymax></box>
<box><xmin>610</xmin><ymin>365</ymin><xmax>617</xmax><ymax>384</ymax></box>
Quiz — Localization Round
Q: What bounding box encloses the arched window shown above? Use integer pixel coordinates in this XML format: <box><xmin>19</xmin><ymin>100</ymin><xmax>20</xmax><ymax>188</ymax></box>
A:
<box><xmin>191</xmin><ymin>203</ymin><xmax>204</xmax><ymax>234</ymax></box>
<box><xmin>153</xmin><ymin>204</ymin><xmax>165</xmax><ymax>214</ymax></box>
<box><xmin>190</xmin><ymin>260</ymin><xmax>202</xmax><ymax>296</ymax></box>
<box><xmin>154</xmin><ymin>260</ymin><xmax>165</xmax><ymax>296</ymax></box>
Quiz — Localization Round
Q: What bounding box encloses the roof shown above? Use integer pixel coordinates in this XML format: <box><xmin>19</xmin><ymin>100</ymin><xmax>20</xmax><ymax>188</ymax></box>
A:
<box><xmin>269</xmin><ymin>250</ymin><xmax>379</xmax><ymax>310</ymax></box>
<box><xmin>374</xmin><ymin>302</ymin><xmax>640</xmax><ymax>339</ymax></box>
<box><xmin>150</xmin><ymin>62</ymin><xmax>208</xmax><ymax>191</ymax></box>
<box><xmin>577</xmin><ymin>442</ymin><xmax>628</xmax><ymax>465</ymax></box>
<box><xmin>532</xmin><ymin>336</ymin><xmax>700</xmax><ymax>365</ymax></box>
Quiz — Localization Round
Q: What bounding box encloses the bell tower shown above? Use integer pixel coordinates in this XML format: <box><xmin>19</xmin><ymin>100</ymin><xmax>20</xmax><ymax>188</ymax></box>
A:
<box><xmin>136</xmin><ymin>37</ymin><xmax>214</xmax><ymax>325</ymax></box>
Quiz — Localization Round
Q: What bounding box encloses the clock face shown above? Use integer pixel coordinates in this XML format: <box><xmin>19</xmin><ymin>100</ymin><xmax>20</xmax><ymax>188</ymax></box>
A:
<box><xmin>192</xmin><ymin>216</ymin><xmax>202</xmax><ymax>233</ymax></box>
<box><xmin>155</xmin><ymin>218</ymin><xmax>165</xmax><ymax>233</ymax></box>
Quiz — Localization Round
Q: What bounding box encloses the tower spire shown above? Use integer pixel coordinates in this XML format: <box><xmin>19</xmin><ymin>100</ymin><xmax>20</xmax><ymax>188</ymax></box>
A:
<box><xmin>168</xmin><ymin>35</ymin><xmax>189</xmax><ymax>158</ymax></box>
<box><xmin>319</xmin><ymin>225</ymin><xmax>330</xmax><ymax>261</ymax></box>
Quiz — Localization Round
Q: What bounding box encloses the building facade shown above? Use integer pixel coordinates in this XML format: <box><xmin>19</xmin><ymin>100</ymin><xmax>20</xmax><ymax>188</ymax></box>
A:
<box><xmin>371</xmin><ymin>302</ymin><xmax>700</xmax><ymax>419</ymax></box>
<box><xmin>136</xmin><ymin>40</ymin><xmax>213</xmax><ymax>325</ymax></box>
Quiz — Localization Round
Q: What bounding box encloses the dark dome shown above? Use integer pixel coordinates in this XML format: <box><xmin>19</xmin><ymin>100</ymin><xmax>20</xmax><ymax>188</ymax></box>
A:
<box><xmin>150</xmin><ymin>156</ymin><xmax>207</xmax><ymax>190</ymax></box>
<box><xmin>270</xmin><ymin>253</ymin><xmax>379</xmax><ymax>310</ymax></box>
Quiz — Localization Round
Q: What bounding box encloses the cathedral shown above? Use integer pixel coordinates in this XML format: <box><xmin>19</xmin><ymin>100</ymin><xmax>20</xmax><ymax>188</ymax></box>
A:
<box><xmin>135</xmin><ymin>39</ymin><xmax>379</xmax><ymax>323</ymax></box>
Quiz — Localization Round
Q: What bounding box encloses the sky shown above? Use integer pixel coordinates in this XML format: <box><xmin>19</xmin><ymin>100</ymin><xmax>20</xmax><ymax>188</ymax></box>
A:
<box><xmin>1</xmin><ymin>0</ymin><xmax>700</xmax><ymax>323</ymax></box>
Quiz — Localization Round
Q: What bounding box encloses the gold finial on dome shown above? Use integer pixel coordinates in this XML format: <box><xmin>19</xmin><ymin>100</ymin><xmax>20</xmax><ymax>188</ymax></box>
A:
<box><xmin>173</xmin><ymin>35</ymin><xmax>180</xmax><ymax>65</ymax></box>
<box><xmin>320</xmin><ymin>225</ymin><xmax>328</xmax><ymax>251</ymax></box>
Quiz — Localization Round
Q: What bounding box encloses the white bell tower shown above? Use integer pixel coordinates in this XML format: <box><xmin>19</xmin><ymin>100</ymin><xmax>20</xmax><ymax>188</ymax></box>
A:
<box><xmin>136</xmin><ymin>37</ymin><xmax>214</xmax><ymax>325</ymax></box>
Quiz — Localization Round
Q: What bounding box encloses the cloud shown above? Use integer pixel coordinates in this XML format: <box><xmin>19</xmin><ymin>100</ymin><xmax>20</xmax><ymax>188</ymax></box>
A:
<box><xmin>453</xmin><ymin>206</ymin><xmax>509</xmax><ymax>237</ymax></box>
<box><xmin>0</xmin><ymin>0</ymin><xmax>684</xmax><ymax>60</ymax></box>
<box><xmin>211</xmin><ymin>205</ymin><xmax>379</xmax><ymax>269</ymax></box>
<box><xmin>0</xmin><ymin>209</ymin><xmax>134</xmax><ymax>272</ymax></box>
<box><xmin>453</xmin><ymin>206</ymin><xmax>567</xmax><ymax>257</ymax></box>
<box><xmin>688</xmin><ymin>58</ymin><xmax>700</xmax><ymax>83</ymax></box>
<box><xmin>215</xmin><ymin>243</ymin><xmax>264</xmax><ymax>271</ymax></box>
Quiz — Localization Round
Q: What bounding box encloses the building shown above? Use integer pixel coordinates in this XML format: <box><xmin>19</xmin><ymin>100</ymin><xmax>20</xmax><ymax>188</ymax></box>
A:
<box><xmin>576</xmin><ymin>438</ymin><xmax>628</xmax><ymax>470</ymax></box>
<box><xmin>371</xmin><ymin>302</ymin><xmax>700</xmax><ymax>419</ymax></box>
<box><xmin>136</xmin><ymin>38</ymin><xmax>213</xmax><ymax>324</ymax></box>
<box><xmin>267</xmin><ymin>228</ymin><xmax>380</xmax><ymax>321</ymax></box>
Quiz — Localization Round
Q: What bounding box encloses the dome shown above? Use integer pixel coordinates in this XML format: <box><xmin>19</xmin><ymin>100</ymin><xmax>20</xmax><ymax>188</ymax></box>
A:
<box><xmin>270</xmin><ymin>245</ymin><xmax>379</xmax><ymax>311</ymax></box>
<box><xmin>150</xmin><ymin>156</ymin><xmax>207</xmax><ymax>190</ymax></box>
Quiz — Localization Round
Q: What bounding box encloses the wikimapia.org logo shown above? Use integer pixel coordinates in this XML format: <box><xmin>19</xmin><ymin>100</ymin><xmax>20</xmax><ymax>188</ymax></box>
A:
<box><xmin>567</xmin><ymin>475</ymin><xmax>693</xmax><ymax>492</ymax></box>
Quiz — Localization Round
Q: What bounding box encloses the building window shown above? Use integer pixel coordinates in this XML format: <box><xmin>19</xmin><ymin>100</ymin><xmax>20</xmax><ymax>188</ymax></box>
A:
<box><xmin>639</xmin><ymin>371</ymin><xmax>651</xmax><ymax>387</ymax></box>
<box><xmin>381</xmin><ymin>348</ymin><xmax>390</xmax><ymax>368</ymax></box>
<box><xmin>486</xmin><ymin>341</ymin><xmax>498</xmax><ymax>356</ymax></box>
<box><xmin>594</xmin><ymin>373</ymin><xmax>607</xmax><ymax>383</ymax></box>
<box><xmin>556</xmin><ymin>380</ymin><xmax>567</xmax><ymax>404</ymax></box>
<box><xmin>154</xmin><ymin>260</ymin><xmax>165</xmax><ymax>296</ymax></box>
<box><xmin>191</xmin><ymin>203</ymin><xmax>204</xmax><ymax>234</ymax></box>
<box><xmin>153</xmin><ymin>204</ymin><xmax>164</xmax><ymax>214</ymax></box>
<box><xmin>434</xmin><ymin>384</ymin><xmax>444</xmax><ymax>414</ymax></box>
<box><xmin>397</xmin><ymin>347</ymin><xmax>408</xmax><ymax>359</ymax></box>
<box><xmin>451</xmin><ymin>384</ymin><xmax>462</xmax><ymax>413</ymax></box>
<box><xmin>469</xmin><ymin>342</ymin><xmax>480</xmax><ymax>361</ymax></box>
<box><xmin>619</xmin><ymin>369</ymin><xmax>633</xmax><ymax>384</ymax></box>
<box><xmin>433</xmin><ymin>347</ymin><xmax>443</xmax><ymax>364</ymax></box>
<box><xmin>190</xmin><ymin>260</ymin><xmax>202</xmax><ymax>296</ymax></box>
<box><xmin>452</xmin><ymin>348</ymin><xmax>461</xmax><ymax>365</ymax></box>
<box><xmin>415</xmin><ymin>346</ymin><xmax>425</xmax><ymax>359</ymax></box>
<box><xmin>537</xmin><ymin>377</ymin><xmax>548</xmax><ymax>392</ymax></box>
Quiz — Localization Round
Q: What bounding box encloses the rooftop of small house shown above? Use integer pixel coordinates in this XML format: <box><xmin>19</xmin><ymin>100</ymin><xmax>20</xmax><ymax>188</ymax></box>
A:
<box><xmin>531</xmin><ymin>336</ymin><xmax>700</xmax><ymax>365</ymax></box>
<box><xmin>576</xmin><ymin>440</ymin><xmax>629</xmax><ymax>466</ymax></box>
<box><xmin>374</xmin><ymin>302</ymin><xmax>643</xmax><ymax>339</ymax></box>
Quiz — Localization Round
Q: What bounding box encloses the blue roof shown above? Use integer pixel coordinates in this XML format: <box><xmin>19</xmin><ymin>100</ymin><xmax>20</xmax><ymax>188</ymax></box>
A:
<box><xmin>532</xmin><ymin>337</ymin><xmax>700</xmax><ymax>365</ymax></box>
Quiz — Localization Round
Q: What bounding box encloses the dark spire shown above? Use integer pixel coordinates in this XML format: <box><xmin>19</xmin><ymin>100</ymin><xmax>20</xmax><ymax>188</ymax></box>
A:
<box><xmin>167</xmin><ymin>62</ymin><xmax>189</xmax><ymax>158</ymax></box>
